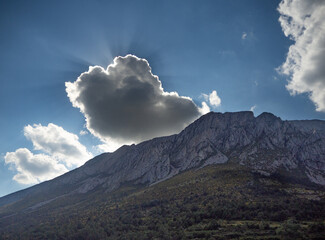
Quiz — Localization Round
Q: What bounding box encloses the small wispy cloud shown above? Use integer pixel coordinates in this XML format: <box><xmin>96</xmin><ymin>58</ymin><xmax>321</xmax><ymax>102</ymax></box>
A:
<box><xmin>209</xmin><ymin>90</ymin><xmax>221</xmax><ymax>107</ymax></box>
<box><xmin>250</xmin><ymin>105</ymin><xmax>257</xmax><ymax>112</ymax></box>
<box><xmin>201</xmin><ymin>90</ymin><xmax>221</xmax><ymax>108</ymax></box>
<box><xmin>80</xmin><ymin>130</ymin><xmax>88</xmax><ymax>136</ymax></box>
<box><xmin>242</xmin><ymin>32</ymin><xmax>247</xmax><ymax>40</ymax></box>
<box><xmin>199</xmin><ymin>101</ymin><xmax>210</xmax><ymax>114</ymax></box>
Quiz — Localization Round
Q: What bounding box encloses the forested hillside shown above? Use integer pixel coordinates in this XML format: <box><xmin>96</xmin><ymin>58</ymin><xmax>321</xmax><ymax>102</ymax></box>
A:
<box><xmin>1</xmin><ymin>164</ymin><xmax>324</xmax><ymax>239</ymax></box>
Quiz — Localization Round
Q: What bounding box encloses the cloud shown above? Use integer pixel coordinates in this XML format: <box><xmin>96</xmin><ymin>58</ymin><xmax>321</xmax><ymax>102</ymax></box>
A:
<box><xmin>199</xmin><ymin>102</ymin><xmax>210</xmax><ymax>115</ymax></box>
<box><xmin>242</xmin><ymin>32</ymin><xmax>247</xmax><ymax>40</ymax></box>
<box><xmin>66</xmin><ymin>55</ymin><xmax>207</xmax><ymax>150</ymax></box>
<box><xmin>208</xmin><ymin>90</ymin><xmax>221</xmax><ymax>107</ymax></box>
<box><xmin>94</xmin><ymin>140</ymin><xmax>123</xmax><ymax>153</ymax></box>
<box><xmin>277</xmin><ymin>0</ymin><xmax>325</xmax><ymax>112</ymax></box>
<box><xmin>5</xmin><ymin>123</ymin><xmax>92</xmax><ymax>184</ymax></box>
<box><xmin>24</xmin><ymin>123</ymin><xmax>93</xmax><ymax>167</ymax></box>
<box><xmin>250</xmin><ymin>105</ymin><xmax>257</xmax><ymax>112</ymax></box>
<box><xmin>5</xmin><ymin>148</ymin><xmax>68</xmax><ymax>184</ymax></box>
<box><xmin>79</xmin><ymin>130</ymin><xmax>88</xmax><ymax>136</ymax></box>
<box><xmin>202</xmin><ymin>90</ymin><xmax>221</xmax><ymax>108</ymax></box>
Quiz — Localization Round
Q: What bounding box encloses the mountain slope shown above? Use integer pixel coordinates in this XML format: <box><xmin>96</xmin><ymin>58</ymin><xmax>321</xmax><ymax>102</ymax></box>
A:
<box><xmin>1</xmin><ymin>111</ymin><xmax>325</xmax><ymax>210</ymax></box>
<box><xmin>1</xmin><ymin>164</ymin><xmax>325</xmax><ymax>239</ymax></box>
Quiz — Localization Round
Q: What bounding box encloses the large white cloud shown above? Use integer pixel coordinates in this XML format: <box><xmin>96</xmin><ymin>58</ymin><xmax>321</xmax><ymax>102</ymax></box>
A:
<box><xmin>66</xmin><ymin>55</ymin><xmax>208</xmax><ymax>151</ymax></box>
<box><xmin>277</xmin><ymin>0</ymin><xmax>325</xmax><ymax>111</ymax></box>
<box><xmin>5</xmin><ymin>123</ymin><xmax>93</xmax><ymax>185</ymax></box>
<box><xmin>24</xmin><ymin>123</ymin><xmax>92</xmax><ymax>167</ymax></box>
<box><xmin>5</xmin><ymin>148</ymin><xmax>68</xmax><ymax>184</ymax></box>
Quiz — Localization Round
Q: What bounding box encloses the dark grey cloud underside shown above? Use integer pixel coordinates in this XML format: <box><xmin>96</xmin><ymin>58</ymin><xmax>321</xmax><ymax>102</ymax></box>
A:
<box><xmin>67</xmin><ymin>55</ymin><xmax>202</xmax><ymax>143</ymax></box>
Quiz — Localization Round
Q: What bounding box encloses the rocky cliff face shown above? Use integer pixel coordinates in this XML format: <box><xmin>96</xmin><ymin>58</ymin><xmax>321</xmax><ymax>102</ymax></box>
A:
<box><xmin>1</xmin><ymin>111</ymin><xmax>325</xmax><ymax>207</ymax></box>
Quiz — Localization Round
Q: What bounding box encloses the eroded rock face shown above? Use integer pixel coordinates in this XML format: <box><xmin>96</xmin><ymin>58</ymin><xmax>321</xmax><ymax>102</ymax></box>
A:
<box><xmin>71</xmin><ymin>111</ymin><xmax>325</xmax><ymax>193</ymax></box>
<box><xmin>1</xmin><ymin>111</ymin><xmax>325</xmax><ymax>207</ymax></box>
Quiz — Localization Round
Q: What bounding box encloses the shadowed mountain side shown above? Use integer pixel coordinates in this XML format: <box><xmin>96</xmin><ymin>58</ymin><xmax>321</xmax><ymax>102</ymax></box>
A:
<box><xmin>1</xmin><ymin>164</ymin><xmax>325</xmax><ymax>239</ymax></box>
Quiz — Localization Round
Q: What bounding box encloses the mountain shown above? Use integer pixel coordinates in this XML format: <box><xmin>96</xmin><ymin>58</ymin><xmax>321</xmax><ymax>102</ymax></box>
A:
<box><xmin>1</xmin><ymin>111</ymin><xmax>325</xmax><ymax>206</ymax></box>
<box><xmin>1</xmin><ymin>111</ymin><xmax>325</xmax><ymax>239</ymax></box>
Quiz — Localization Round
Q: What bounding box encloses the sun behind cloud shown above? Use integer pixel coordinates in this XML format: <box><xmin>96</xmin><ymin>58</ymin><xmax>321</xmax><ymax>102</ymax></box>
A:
<box><xmin>66</xmin><ymin>55</ymin><xmax>209</xmax><ymax>152</ymax></box>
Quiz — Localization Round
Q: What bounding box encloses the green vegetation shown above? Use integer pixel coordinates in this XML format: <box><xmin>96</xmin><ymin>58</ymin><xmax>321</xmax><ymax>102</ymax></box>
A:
<box><xmin>1</xmin><ymin>164</ymin><xmax>325</xmax><ymax>239</ymax></box>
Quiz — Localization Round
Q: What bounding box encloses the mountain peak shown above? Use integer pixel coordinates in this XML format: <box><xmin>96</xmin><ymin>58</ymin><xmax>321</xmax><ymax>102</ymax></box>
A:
<box><xmin>257</xmin><ymin>112</ymin><xmax>281</xmax><ymax>121</ymax></box>
<box><xmin>191</xmin><ymin>111</ymin><xmax>255</xmax><ymax>127</ymax></box>
<box><xmin>202</xmin><ymin>111</ymin><xmax>254</xmax><ymax>119</ymax></box>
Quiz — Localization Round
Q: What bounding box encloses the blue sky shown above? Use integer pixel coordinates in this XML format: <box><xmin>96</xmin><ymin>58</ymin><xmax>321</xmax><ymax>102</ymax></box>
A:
<box><xmin>1</xmin><ymin>0</ymin><xmax>325</xmax><ymax>197</ymax></box>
